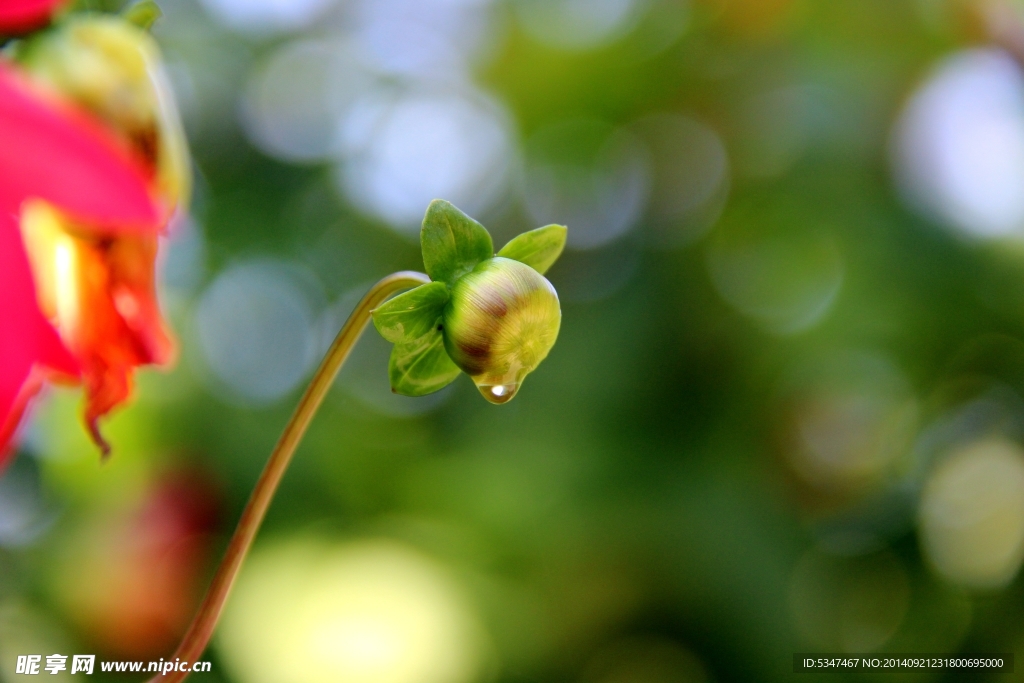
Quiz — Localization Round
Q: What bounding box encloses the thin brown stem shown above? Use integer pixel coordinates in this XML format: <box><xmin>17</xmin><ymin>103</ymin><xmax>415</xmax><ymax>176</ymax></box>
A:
<box><xmin>148</xmin><ymin>271</ymin><xmax>431</xmax><ymax>683</ymax></box>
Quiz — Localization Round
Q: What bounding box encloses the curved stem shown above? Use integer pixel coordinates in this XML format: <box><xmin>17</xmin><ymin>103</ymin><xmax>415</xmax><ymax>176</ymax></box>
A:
<box><xmin>149</xmin><ymin>271</ymin><xmax>431</xmax><ymax>683</ymax></box>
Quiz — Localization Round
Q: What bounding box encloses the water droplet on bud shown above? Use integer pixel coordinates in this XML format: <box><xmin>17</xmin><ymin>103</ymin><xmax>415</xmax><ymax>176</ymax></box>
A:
<box><xmin>476</xmin><ymin>382</ymin><xmax>519</xmax><ymax>404</ymax></box>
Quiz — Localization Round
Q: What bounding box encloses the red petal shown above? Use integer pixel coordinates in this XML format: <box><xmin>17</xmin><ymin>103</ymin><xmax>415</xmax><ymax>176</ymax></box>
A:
<box><xmin>0</xmin><ymin>213</ymin><xmax>78</xmax><ymax>466</ymax></box>
<box><xmin>19</xmin><ymin>202</ymin><xmax>176</xmax><ymax>457</ymax></box>
<box><xmin>0</xmin><ymin>0</ymin><xmax>64</xmax><ymax>33</ymax></box>
<box><xmin>73</xmin><ymin>234</ymin><xmax>176</xmax><ymax>457</ymax></box>
<box><xmin>0</xmin><ymin>62</ymin><xmax>160</xmax><ymax>230</ymax></box>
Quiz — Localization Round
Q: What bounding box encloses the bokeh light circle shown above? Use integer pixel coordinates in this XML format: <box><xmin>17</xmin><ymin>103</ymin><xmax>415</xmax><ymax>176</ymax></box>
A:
<box><xmin>338</xmin><ymin>87</ymin><xmax>514</xmax><ymax>235</ymax></box>
<box><xmin>218</xmin><ymin>538</ymin><xmax>487</xmax><ymax>683</ymax></box>
<box><xmin>197</xmin><ymin>0</ymin><xmax>338</xmax><ymax>34</ymax></box>
<box><xmin>513</xmin><ymin>0</ymin><xmax>648</xmax><ymax>50</ymax></box>
<box><xmin>779</xmin><ymin>350</ymin><xmax>918</xmax><ymax>491</ymax></box>
<box><xmin>630</xmin><ymin>113</ymin><xmax>730</xmax><ymax>247</ymax></box>
<box><xmin>195</xmin><ymin>260</ymin><xmax>321</xmax><ymax>405</ymax></box>
<box><xmin>919</xmin><ymin>438</ymin><xmax>1024</xmax><ymax>589</ymax></box>
<box><xmin>240</xmin><ymin>40</ymin><xmax>370</xmax><ymax>163</ymax></box>
<box><xmin>523</xmin><ymin>118</ymin><xmax>651</xmax><ymax>250</ymax></box>
<box><xmin>893</xmin><ymin>49</ymin><xmax>1024</xmax><ymax>239</ymax></box>
<box><xmin>350</xmin><ymin>0</ymin><xmax>498</xmax><ymax>78</ymax></box>
<box><xmin>706</xmin><ymin>209</ymin><xmax>843</xmax><ymax>334</ymax></box>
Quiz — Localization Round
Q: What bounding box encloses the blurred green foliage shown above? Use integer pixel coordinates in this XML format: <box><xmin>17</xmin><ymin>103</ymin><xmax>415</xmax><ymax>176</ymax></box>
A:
<box><xmin>7</xmin><ymin>1</ymin><xmax>1024</xmax><ymax>682</ymax></box>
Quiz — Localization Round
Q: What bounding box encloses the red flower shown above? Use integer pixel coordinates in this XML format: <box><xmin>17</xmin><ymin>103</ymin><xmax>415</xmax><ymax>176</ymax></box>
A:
<box><xmin>0</xmin><ymin>0</ymin><xmax>65</xmax><ymax>34</ymax></box>
<box><xmin>0</xmin><ymin>61</ymin><xmax>159</xmax><ymax>464</ymax></box>
<box><xmin>16</xmin><ymin>17</ymin><xmax>189</xmax><ymax>454</ymax></box>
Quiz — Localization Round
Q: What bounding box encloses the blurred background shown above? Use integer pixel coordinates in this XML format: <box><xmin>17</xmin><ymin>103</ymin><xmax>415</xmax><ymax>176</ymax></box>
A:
<box><xmin>6</xmin><ymin>0</ymin><xmax>1024</xmax><ymax>681</ymax></box>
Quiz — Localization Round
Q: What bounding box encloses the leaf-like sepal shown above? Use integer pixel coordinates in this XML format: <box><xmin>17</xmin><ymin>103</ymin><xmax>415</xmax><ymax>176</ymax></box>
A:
<box><xmin>388</xmin><ymin>329</ymin><xmax>462</xmax><ymax>396</ymax></box>
<box><xmin>497</xmin><ymin>224</ymin><xmax>567</xmax><ymax>275</ymax></box>
<box><xmin>372</xmin><ymin>281</ymin><xmax>449</xmax><ymax>343</ymax></box>
<box><xmin>123</xmin><ymin>0</ymin><xmax>163</xmax><ymax>29</ymax></box>
<box><xmin>421</xmin><ymin>199</ymin><xmax>493</xmax><ymax>285</ymax></box>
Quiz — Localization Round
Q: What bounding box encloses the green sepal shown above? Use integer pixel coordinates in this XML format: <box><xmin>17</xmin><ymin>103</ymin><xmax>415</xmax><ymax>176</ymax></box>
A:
<box><xmin>388</xmin><ymin>329</ymin><xmax>462</xmax><ymax>396</ymax></box>
<box><xmin>421</xmin><ymin>199</ymin><xmax>494</xmax><ymax>285</ymax></box>
<box><xmin>497</xmin><ymin>224</ymin><xmax>567</xmax><ymax>275</ymax></box>
<box><xmin>372</xmin><ymin>282</ymin><xmax>449</xmax><ymax>343</ymax></box>
<box><xmin>122</xmin><ymin>0</ymin><xmax>163</xmax><ymax>29</ymax></box>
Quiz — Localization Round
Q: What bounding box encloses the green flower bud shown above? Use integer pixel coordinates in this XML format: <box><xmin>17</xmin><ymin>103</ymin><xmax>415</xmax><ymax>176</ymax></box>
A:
<box><xmin>371</xmin><ymin>201</ymin><xmax>566</xmax><ymax>403</ymax></box>
<box><xmin>443</xmin><ymin>257</ymin><xmax>561</xmax><ymax>404</ymax></box>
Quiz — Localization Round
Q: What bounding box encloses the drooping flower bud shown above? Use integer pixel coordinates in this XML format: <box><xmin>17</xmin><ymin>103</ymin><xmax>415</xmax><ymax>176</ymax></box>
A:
<box><xmin>442</xmin><ymin>257</ymin><xmax>561</xmax><ymax>404</ymax></box>
<box><xmin>372</xmin><ymin>200</ymin><xmax>566</xmax><ymax>404</ymax></box>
